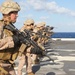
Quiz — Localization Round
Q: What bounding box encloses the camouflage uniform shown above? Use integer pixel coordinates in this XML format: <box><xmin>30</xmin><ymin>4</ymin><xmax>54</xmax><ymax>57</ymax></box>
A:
<box><xmin>18</xmin><ymin>19</ymin><xmax>35</xmax><ymax>75</ymax></box>
<box><xmin>31</xmin><ymin>22</ymin><xmax>46</xmax><ymax>64</ymax></box>
<box><xmin>35</xmin><ymin>22</ymin><xmax>46</xmax><ymax>44</ymax></box>
<box><xmin>33</xmin><ymin>22</ymin><xmax>55</xmax><ymax>63</ymax></box>
<box><xmin>36</xmin><ymin>22</ymin><xmax>52</xmax><ymax>45</ymax></box>
<box><xmin>0</xmin><ymin>1</ymin><xmax>20</xmax><ymax>75</ymax></box>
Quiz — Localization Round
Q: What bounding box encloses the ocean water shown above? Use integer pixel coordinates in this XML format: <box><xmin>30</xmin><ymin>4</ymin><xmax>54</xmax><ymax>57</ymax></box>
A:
<box><xmin>51</xmin><ymin>32</ymin><xmax>75</xmax><ymax>38</ymax></box>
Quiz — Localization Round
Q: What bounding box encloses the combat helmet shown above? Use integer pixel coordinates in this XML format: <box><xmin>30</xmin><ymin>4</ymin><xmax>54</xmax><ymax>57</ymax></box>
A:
<box><xmin>0</xmin><ymin>0</ymin><xmax>21</xmax><ymax>14</ymax></box>
<box><xmin>36</xmin><ymin>22</ymin><xmax>46</xmax><ymax>27</ymax></box>
<box><xmin>24</xmin><ymin>19</ymin><xmax>34</xmax><ymax>25</ymax></box>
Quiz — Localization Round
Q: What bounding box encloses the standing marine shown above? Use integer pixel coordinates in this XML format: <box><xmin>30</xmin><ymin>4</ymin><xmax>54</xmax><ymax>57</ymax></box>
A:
<box><xmin>18</xmin><ymin>19</ymin><xmax>35</xmax><ymax>75</ymax></box>
<box><xmin>0</xmin><ymin>0</ymin><xmax>21</xmax><ymax>75</ymax></box>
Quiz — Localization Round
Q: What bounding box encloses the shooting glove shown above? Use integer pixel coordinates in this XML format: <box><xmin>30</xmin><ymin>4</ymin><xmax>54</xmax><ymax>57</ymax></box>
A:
<box><xmin>30</xmin><ymin>47</ymin><xmax>42</xmax><ymax>55</ymax></box>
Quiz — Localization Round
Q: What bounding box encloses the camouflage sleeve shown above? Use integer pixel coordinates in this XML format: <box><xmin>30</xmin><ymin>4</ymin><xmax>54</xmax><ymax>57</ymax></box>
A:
<box><xmin>38</xmin><ymin>43</ymin><xmax>45</xmax><ymax>50</ymax></box>
<box><xmin>0</xmin><ymin>21</ymin><xmax>14</xmax><ymax>50</ymax></box>
<box><xmin>0</xmin><ymin>22</ymin><xmax>4</xmax><ymax>39</ymax></box>
<box><xmin>0</xmin><ymin>36</ymin><xmax>14</xmax><ymax>50</ymax></box>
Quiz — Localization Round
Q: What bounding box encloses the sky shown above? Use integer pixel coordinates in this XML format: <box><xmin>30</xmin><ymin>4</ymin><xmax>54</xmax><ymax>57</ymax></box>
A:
<box><xmin>0</xmin><ymin>0</ymin><xmax>75</xmax><ymax>32</ymax></box>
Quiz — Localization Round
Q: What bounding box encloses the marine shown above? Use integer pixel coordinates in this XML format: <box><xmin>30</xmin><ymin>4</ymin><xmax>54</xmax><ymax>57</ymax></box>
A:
<box><xmin>31</xmin><ymin>22</ymin><xmax>46</xmax><ymax>64</ymax></box>
<box><xmin>18</xmin><ymin>19</ymin><xmax>35</xmax><ymax>75</ymax></box>
<box><xmin>0</xmin><ymin>0</ymin><xmax>21</xmax><ymax>75</ymax></box>
<box><xmin>33</xmin><ymin>22</ymin><xmax>55</xmax><ymax>63</ymax></box>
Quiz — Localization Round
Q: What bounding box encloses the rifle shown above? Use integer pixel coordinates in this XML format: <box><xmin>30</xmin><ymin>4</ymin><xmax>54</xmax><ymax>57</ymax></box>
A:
<box><xmin>45</xmin><ymin>26</ymin><xmax>54</xmax><ymax>31</ymax></box>
<box><xmin>4</xmin><ymin>23</ymin><xmax>43</xmax><ymax>55</ymax></box>
<box><xmin>4</xmin><ymin>24</ymin><xmax>54</xmax><ymax>62</ymax></box>
<box><xmin>24</xmin><ymin>30</ymin><xmax>55</xmax><ymax>62</ymax></box>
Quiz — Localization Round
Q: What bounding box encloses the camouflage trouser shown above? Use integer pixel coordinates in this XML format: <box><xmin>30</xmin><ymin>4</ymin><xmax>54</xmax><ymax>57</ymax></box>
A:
<box><xmin>0</xmin><ymin>72</ymin><xmax>5</xmax><ymax>75</ymax></box>
<box><xmin>18</xmin><ymin>47</ymin><xmax>32</xmax><ymax>75</ymax></box>
<box><xmin>26</xmin><ymin>52</ymin><xmax>32</xmax><ymax>73</ymax></box>
<box><xmin>17</xmin><ymin>54</ymin><xmax>25</xmax><ymax>75</ymax></box>
<box><xmin>0</xmin><ymin>60</ymin><xmax>16</xmax><ymax>75</ymax></box>
<box><xmin>0</xmin><ymin>64</ymin><xmax>16</xmax><ymax>75</ymax></box>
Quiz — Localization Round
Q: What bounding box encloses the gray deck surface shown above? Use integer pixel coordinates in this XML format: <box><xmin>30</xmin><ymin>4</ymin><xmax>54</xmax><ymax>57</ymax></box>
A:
<box><xmin>14</xmin><ymin>40</ymin><xmax>75</xmax><ymax>75</ymax></box>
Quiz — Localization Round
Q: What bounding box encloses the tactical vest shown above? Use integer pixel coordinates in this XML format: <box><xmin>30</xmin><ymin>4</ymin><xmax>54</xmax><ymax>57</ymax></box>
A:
<box><xmin>0</xmin><ymin>21</ymin><xmax>19</xmax><ymax>61</ymax></box>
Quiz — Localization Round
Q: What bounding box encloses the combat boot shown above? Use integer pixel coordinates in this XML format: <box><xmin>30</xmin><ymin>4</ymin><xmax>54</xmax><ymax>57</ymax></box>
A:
<box><xmin>27</xmin><ymin>72</ymin><xmax>35</xmax><ymax>75</ymax></box>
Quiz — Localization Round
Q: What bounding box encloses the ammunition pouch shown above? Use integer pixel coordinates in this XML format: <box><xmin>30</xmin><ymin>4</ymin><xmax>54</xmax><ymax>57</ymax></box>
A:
<box><xmin>0</xmin><ymin>47</ymin><xmax>19</xmax><ymax>61</ymax></box>
<box><xmin>11</xmin><ymin>51</ymin><xmax>18</xmax><ymax>61</ymax></box>
<box><xmin>0</xmin><ymin>49</ymin><xmax>13</xmax><ymax>60</ymax></box>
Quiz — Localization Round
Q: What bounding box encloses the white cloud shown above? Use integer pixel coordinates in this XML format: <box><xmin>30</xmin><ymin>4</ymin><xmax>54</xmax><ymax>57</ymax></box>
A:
<box><xmin>18</xmin><ymin>1</ymin><xmax>29</xmax><ymax>11</ymax></box>
<box><xmin>27</xmin><ymin>0</ymin><xmax>45</xmax><ymax>10</ymax></box>
<box><xmin>46</xmin><ymin>2</ymin><xmax>69</xmax><ymax>13</ymax></box>
<box><xmin>69</xmin><ymin>11</ymin><xmax>75</xmax><ymax>16</ymax></box>
<box><xmin>19</xmin><ymin>0</ymin><xmax>75</xmax><ymax>17</ymax></box>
